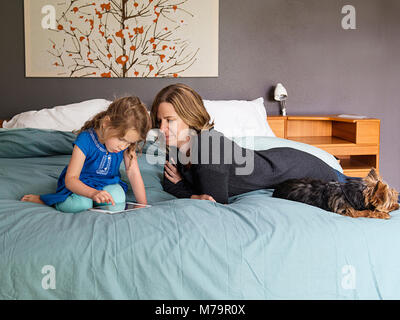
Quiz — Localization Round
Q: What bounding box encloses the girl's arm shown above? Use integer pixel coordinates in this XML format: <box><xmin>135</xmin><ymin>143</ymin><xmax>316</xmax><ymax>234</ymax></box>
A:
<box><xmin>65</xmin><ymin>145</ymin><xmax>115</xmax><ymax>205</ymax></box>
<box><xmin>124</xmin><ymin>150</ymin><xmax>147</xmax><ymax>205</ymax></box>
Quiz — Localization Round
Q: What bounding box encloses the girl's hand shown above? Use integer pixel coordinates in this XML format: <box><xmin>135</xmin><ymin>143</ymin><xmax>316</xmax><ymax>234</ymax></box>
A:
<box><xmin>91</xmin><ymin>190</ymin><xmax>115</xmax><ymax>205</ymax></box>
<box><xmin>164</xmin><ymin>160</ymin><xmax>183</xmax><ymax>184</ymax></box>
<box><xmin>190</xmin><ymin>194</ymin><xmax>216</xmax><ymax>202</ymax></box>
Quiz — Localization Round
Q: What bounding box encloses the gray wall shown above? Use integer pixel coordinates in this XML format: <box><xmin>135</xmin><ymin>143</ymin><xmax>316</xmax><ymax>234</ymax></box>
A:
<box><xmin>1</xmin><ymin>0</ymin><xmax>399</xmax><ymax>189</ymax></box>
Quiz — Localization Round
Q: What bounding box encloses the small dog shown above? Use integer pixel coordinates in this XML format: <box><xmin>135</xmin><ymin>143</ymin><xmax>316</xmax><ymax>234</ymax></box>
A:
<box><xmin>272</xmin><ymin>168</ymin><xmax>399</xmax><ymax>219</ymax></box>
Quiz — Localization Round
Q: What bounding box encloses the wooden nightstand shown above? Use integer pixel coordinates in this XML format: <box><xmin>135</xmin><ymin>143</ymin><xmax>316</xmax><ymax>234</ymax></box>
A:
<box><xmin>267</xmin><ymin>115</ymin><xmax>380</xmax><ymax>178</ymax></box>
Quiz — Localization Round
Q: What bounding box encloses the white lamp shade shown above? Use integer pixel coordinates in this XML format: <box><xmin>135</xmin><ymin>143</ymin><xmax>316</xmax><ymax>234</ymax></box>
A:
<box><xmin>274</xmin><ymin>83</ymin><xmax>288</xmax><ymax>101</ymax></box>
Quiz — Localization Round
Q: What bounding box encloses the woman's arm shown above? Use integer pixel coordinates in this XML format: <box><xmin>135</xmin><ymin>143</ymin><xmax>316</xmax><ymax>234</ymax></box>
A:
<box><xmin>163</xmin><ymin>174</ymin><xmax>194</xmax><ymax>198</ymax></box>
<box><xmin>124</xmin><ymin>150</ymin><xmax>147</xmax><ymax>204</ymax></box>
<box><xmin>162</xmin><ymin>159</ymin><xmax>198</xmax><ymax>198</ymax></box>
<box><xmin>193</xmin><ymin>164</ymin><xmax>230</xmax><ymax>204</ymax></box>
<box><xmin>163</xmin><ymin>161</ymin><xmax>217</xmax><ymax>202</ymax></box>
<box><xmin>65</xmin><ymin>145</ymin><xmax>115</xmax><ymax>205</ymax></box>
<box><xmin>189</xmin><ymin>130</ymin><xmax>231</xmax><ymax>204</ymax></box>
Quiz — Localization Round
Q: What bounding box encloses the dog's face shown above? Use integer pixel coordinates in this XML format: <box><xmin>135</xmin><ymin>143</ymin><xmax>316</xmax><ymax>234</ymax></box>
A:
<box><xmin>363</xmin><ymin>168</ymin><xmax>399</xmax><ymax>213</ymax></box>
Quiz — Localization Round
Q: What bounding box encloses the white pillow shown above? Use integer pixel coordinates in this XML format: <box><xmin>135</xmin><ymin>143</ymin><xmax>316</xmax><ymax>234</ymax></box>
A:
<box><xmin>3</xmin><ymin>99</ymin><xmax>112</xmax><ymax>132</ymax></box>
<box><xmin>203</xmin><ymin>98</ymin><xmax>275</xmax><ymax>138</ymax></box>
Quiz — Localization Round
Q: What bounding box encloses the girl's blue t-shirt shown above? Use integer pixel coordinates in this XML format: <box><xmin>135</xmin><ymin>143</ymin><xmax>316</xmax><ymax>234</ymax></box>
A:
<box><xmin>40</xmin><ymin>128</ymin><xmax>128</xmax><ymax>206</ymax></box>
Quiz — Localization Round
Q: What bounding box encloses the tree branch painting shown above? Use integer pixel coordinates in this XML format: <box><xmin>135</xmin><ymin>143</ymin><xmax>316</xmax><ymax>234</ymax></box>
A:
<box><xmin>25</xmin><ymin>0</ymin><xmax>219</xmax><ymax>78</ymax></box>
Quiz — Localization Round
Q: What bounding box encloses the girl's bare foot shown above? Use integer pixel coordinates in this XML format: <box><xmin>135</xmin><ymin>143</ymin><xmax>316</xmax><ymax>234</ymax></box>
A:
<box><xmin>21</xmin><ymin>194</ymin><xmax>45</xmax><ymax>205</ymax></box>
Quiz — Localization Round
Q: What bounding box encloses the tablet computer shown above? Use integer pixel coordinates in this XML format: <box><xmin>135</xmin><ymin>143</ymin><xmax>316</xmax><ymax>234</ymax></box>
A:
<box><xmin>88</xmin><ymin>202</ymin><xmax>152</xmax><ymax>214</ymax></box>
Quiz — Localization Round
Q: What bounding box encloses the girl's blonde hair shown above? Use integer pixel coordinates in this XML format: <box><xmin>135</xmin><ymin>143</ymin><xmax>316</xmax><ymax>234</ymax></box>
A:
<box><xmin>150</xmin><ymin>83</ymin><xmax>214</xmax><ymax>132</ymax></box>
<box><xmin>77</xmin><ymin>96</ymin><xmax>151</xmax><ymax>157</ymax></box>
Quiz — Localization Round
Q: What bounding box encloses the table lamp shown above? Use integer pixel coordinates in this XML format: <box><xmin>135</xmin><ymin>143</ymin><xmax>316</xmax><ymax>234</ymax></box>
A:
<box><xmin>274</xmin><ymin>83</ymin><xmax>288</xmax><ymax>116</ymax></box>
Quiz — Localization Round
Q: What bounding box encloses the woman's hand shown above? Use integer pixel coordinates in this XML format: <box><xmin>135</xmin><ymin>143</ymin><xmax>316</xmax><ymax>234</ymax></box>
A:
<box><xmin>164</xmin><ymin>160</ymin><xmax>183</xmax><ymax>184</ymax></box>
<box><xmin>91</xmin><ymin>190</ymin><xmax>115</xmax><ymax>205</ymax></box>
<box><xmin>190</xmin><ymin>194</ymin><xmax>216</xmax><ymax>202</ymax></box>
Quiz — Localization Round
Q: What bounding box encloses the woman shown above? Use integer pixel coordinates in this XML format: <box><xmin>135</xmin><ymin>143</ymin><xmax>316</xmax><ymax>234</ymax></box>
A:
<box><xmin>151</xmin><ymin>83</ymin><xmax>344</xmax><ymax>204</ymax></box>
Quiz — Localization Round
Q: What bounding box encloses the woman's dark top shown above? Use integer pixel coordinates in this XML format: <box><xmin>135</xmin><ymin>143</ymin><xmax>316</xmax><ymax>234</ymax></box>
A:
<box><xmin>162</xmin><ymin>128</ymin><xmax>338</xmax><ymax>204</ymax></box>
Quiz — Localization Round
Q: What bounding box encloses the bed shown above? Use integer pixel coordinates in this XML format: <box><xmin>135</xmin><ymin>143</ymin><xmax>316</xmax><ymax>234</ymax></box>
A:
<box><xmin>1</xmin><ymin>124</ymin><xmax>400</xmax><ymax>300</ymax></box>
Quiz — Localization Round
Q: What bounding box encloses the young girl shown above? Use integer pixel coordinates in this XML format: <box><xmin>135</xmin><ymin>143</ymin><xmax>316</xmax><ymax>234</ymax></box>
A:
<box><xmin>21</xmin><ymin>96</ymin><xmax>151</xmax><ymax>213</ymax></box>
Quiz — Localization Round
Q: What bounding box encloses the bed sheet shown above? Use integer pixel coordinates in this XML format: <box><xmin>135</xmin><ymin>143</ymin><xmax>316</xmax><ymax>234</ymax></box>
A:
<box><xmin>1</xmin><ymin>129</ymin><xmax>399</xmax><ymax>299</ymax></box>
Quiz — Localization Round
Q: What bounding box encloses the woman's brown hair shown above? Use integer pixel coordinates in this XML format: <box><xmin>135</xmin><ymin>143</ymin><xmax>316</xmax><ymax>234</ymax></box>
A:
<box><xmin>150</xmin><ymin>83</ymin><xmax>214</xmax><ymax>132</ymax></box>
<box><xmin>77</xmin><ymin>96</ymin><xmax>151</xmax><ymax>158</ymax></box>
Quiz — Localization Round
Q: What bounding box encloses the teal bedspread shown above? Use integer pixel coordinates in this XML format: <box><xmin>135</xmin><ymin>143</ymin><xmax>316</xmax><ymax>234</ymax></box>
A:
<box><xmin>0</xmin><ymin>129</ymin><xmax>399</xmax><ymax>300</ymax></box>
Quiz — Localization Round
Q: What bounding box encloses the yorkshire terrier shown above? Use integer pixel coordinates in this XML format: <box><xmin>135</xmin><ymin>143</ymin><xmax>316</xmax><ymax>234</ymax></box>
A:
<box><xmin>272</xmin><ymin>168</ymin><xmax>399</xmax><ymax>219</ymax></box>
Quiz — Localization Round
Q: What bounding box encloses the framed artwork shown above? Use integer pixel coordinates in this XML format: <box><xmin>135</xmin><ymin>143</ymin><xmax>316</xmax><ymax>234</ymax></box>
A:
<box><xmin>24</xmin><ymin>0</ymin><xmax>219</xmax><ymax>78</ymax></box>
